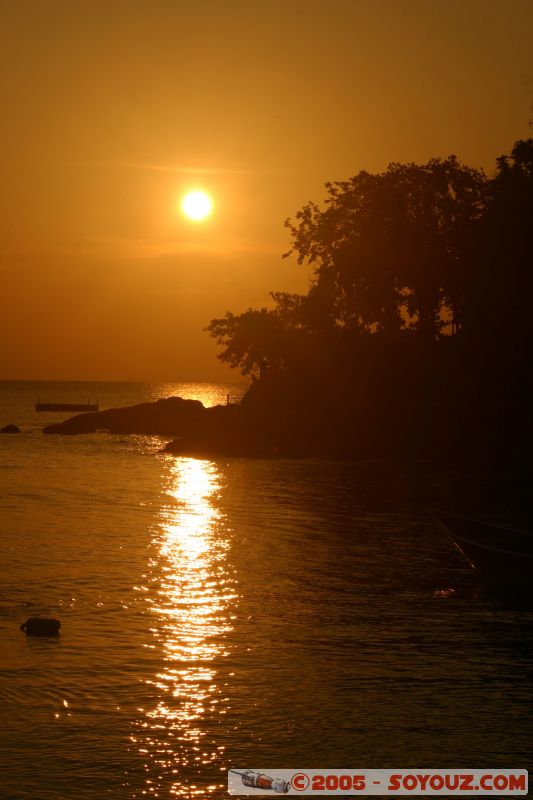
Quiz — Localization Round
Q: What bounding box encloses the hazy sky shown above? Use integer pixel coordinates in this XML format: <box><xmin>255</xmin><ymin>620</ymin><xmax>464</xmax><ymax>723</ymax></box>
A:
<box><xmin>1</xmin><ymin>0</ymin><xmax>532</xmax><ymax>381</ymax></box>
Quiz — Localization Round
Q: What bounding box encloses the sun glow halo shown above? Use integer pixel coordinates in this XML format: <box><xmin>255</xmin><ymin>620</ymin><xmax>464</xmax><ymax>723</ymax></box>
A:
<box><xmin>181</xmin><ymin>190</ymin><xmax>213</xmax><ymax>221</ymax></box>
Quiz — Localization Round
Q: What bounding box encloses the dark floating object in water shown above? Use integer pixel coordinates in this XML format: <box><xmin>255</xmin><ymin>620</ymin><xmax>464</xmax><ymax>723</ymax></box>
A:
<box><xmin>1</xmin><ymin>424</ymin><xmax>21</xmax><ymax>433</ymax></box>
<box><xmin>20</xmin><ymin>617</ymin><xmax>61</xmax><ymax>636</ymax></box>
<box><xmin>36</xmin><ymin>399</ymin><xmax>98</xmax><ymax>412</ymax></box>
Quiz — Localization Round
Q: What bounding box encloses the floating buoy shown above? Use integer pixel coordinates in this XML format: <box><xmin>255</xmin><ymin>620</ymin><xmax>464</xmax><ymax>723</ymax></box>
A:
<box><xmin>20</xmin><ymin>618</ymin><xmax>61</xmax><ymax>637</ymax></box>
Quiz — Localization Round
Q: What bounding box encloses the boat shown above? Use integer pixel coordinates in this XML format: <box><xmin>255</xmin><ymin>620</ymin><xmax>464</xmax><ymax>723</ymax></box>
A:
<box><xmin>436</xmin><ymin>510</ymin><xmax>533</xmax><ymax>583</ymax></box>
<box><xmin>35</xmin><ymin>399</ymin><xmax>99</xmax><ymax>412</ymax></box>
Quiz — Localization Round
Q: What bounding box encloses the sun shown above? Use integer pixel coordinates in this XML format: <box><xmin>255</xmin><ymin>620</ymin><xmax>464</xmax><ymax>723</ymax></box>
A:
<box><xmin>181</xmin><ymin>190</ymin><xmax>213</xmax><ymax>221</ymax></box>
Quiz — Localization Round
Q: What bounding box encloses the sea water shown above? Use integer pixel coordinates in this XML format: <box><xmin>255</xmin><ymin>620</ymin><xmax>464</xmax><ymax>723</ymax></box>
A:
<box><xmin>0</xmin><ymin>381</ymin><xmax>532</xmax><ymax>799</ymax></box>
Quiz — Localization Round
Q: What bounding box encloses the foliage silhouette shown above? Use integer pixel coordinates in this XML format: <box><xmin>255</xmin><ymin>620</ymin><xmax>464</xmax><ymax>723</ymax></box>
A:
<box><xmin>204</xmin><ymin>140</ymin><xmax>533</xmax><ymax>464</ymax></box>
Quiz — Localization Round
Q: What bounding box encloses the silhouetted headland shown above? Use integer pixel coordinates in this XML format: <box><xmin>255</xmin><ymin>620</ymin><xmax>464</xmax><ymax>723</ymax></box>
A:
<box><xmin>39</xmin><ymin>363</ymin><xmax>530</xmax><ymax>464</ymax></box>
<box><xmin>43</xmin><ymin>397</ymin><xmax>205</xmax><ymax>437</ymax></box>
<box><xmin>43</xmin><ymin>139</ymin><xmax>533</xmax><ymax>467</ymax></box>
<box><xmin>41</xmin><ymin>395</ymin><xmax>274</xmax><ymax>457</ymax></box>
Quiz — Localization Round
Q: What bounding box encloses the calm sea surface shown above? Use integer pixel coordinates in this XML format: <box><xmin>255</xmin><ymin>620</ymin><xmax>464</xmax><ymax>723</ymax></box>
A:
<box><xmin>0</xmin><ymin>381</ymin><xmax>532</xmax><ymax>799</ymax></box>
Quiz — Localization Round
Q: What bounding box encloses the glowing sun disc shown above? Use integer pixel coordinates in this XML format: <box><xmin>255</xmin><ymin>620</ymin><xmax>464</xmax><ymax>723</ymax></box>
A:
<box><xmin>181</xmin><ymin>190</ymin><xmax>213</xmax><ymax>221</ymax></box>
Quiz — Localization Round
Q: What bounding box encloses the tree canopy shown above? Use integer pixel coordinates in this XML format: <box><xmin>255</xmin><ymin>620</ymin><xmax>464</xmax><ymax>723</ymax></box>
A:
<box><xmin>284</xmin><ymin>156</ymin><xmax>486</xmax><ymax>337</ymax></box>
<box><xmin>206</xmin><ymin>140</ymin><xmax>532</xmax><ymax>378</ymax></box>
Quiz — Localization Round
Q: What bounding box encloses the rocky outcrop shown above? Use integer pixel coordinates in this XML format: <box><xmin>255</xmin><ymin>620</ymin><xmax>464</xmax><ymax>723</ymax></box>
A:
<box><xmin>162</xmin><ymin>404</ymin><xmax>274</xmax><ymax>457</ymax></box>
<box><xmin>1</xmin><ymin>424</ymin><xmax>21</xmax><ymax>433</ymax></box>
<box><xmin>40</xmin><ymin>381</ymin><xmax>355</xmax><ymax>458</ymax></box>
<box><xmin>42</xmin><ymin>396</ymin><xmax>206</xmax><ymax>436</ymax></box>
<box><xmin>40</xmin><ymin>391</ymin><xmax>280</xmax><ymax>456</ymax></box>
<box><xmin>33</xmin><ymin>362</ymin><xmax>533</xmax><ymax>464</ymax></box>
<box><xmin>42</xmin><ymin>372</ymin><xmax>430</xmax><ymax>459</ymax></box>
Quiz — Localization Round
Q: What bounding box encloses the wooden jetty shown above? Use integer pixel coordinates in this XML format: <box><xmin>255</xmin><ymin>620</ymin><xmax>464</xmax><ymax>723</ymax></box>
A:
<box><xmin>35</xmin><ymin>399</ymin><xmax>99</xmax><ymax>412</ymax></box>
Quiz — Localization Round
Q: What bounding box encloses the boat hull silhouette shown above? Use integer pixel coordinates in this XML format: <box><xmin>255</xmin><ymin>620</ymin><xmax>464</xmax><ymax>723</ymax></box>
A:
<box><xmin>437</xmin><ymin>511</ymin><xmax>533</xmax><ymax>583</ymax></box>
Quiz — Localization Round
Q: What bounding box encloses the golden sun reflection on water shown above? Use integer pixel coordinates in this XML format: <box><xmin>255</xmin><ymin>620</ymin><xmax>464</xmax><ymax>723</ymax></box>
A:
<box><xmin>133</xmin><ymin>457</ymin><xmax>237</xmax><ymax>798</ymax></box>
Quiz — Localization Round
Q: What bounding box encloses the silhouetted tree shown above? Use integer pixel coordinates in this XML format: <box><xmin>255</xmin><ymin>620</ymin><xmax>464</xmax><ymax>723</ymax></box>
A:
<box><xmin>475</xmin><ymin>139</ymin><xmax>533</xmax><ymax>335</ymax></box>
<box><xmin>205</xmin><ymin>292</ymin><xmax>310</xmax><ymax>375</ymax></box>
<box><xmin>284</xmin><ymin>157</ymin><xmax>486</xmax><ymax>338</ymax></box>
<box><xmin>205</xmin><ymin>139</ymin><xmax>533</xmax><ymax>466</ymax></box>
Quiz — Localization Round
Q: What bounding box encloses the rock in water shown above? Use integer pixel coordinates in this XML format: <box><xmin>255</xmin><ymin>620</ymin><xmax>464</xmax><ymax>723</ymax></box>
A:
<box><xmin>42</xmin><ymin>396</ymin><xmax>205</xmax><ymax>435</ymax></box>
<box><xmin>1</xmin><ymin>424</ymin><xmax>21</xmax><ymax>433</ymax></box>
<box><xmin>20</xmin><ymin>618</ymin><xmax>61</xmax><ymax>636</ymax></box>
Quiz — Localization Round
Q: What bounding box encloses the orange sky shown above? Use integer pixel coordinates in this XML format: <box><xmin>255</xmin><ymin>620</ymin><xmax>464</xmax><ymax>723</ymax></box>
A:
<box><xmin>1</xmin><ymin>0</ymin><xmax>532</xmax><ymax>381</ymax></box>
